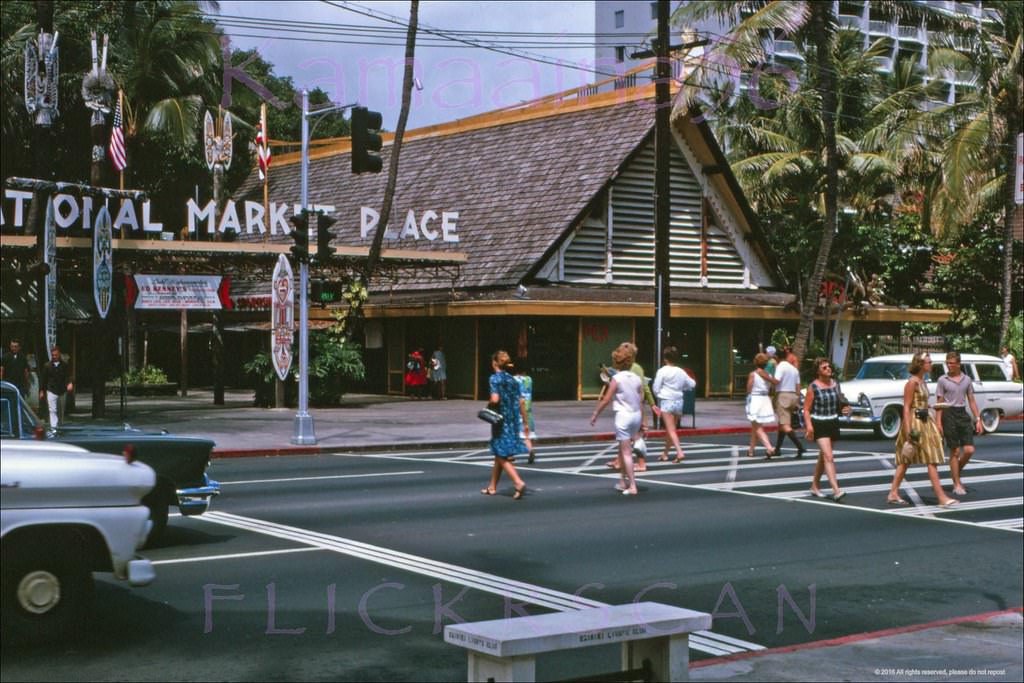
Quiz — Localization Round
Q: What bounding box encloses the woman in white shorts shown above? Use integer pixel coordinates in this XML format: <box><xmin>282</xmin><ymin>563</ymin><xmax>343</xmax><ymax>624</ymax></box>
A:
<box><xmin>746</xmin><ymin>352</ymin><xmax>779</xmax><ymax>458</ymax></box>
<box><xmin>591</xmin><ymin>342</ymin><xmax>647</xmax><ymax>495</ymax></box>
<box><xmin>653</xmin><ymin>345</ymin><xmax>696</xmax><ymax>463</ymax></box>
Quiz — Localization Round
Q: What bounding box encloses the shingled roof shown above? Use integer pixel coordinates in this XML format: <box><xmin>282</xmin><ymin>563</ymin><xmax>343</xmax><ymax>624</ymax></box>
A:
<box><xmin>239</xmin><ymin>97</ymin><xmax>660</xmax><ymax>289</ymax></box>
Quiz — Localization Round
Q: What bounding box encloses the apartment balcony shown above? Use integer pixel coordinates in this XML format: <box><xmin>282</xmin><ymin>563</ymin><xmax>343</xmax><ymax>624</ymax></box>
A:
<box><xmin>953</xmin><ymin>70</ymin><xmax>977</xmax><ymax>85</ymax></box>
<box><xmin>773</xmin><ymin>39</ymin><xmax>799</xmax><ymax>58</ymax></box>
<box><xmin>953</xmin><ymin>2</ymin><xmax>980</xmax><ymax>17</ymax></box>
<box><xmin>868</xmin><ymin>20</ymin><xmax>892</xmax><ymax>35</ymax></box>
<box><xmin>837</xmin><ymin>14</ymin><xmax>862</xmax><ymax>30</ymax></box>
<box><xmin>873</xmin><ymin>56</ymin><xmax>894</xmax><ymax>72</ymax></box>
<box><xmin>897</xmin><ymin>25</ymin><xmax>923</xmax><ymax>41</ymax></box>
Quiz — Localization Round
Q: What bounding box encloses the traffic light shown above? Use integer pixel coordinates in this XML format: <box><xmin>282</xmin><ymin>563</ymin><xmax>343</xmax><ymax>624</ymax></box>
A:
<box><xmin>315</xmin><ymin>211</ymin><xmax>337</xmax><ymax>263</ymax></box>
<box><xmin>288</xmin><ymin>210</ymin><xmax>310</xmax><ymax>263</ymax></box>
<box><xmin>351</xmin><ymin>106</ymin><xmax>383</xmax><ymax>174</ymax></box>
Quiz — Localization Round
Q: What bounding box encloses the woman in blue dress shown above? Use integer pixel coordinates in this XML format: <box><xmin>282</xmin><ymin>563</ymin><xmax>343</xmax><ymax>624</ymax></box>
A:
<box><xmin>481</xmin><ymin>350</ymin><xmax>528</xmax><ymax>499</ymax></box>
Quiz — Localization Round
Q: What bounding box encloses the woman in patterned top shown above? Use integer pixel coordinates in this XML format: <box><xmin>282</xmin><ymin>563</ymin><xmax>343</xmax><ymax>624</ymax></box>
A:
<box><xmin>803</xmin><ymin>358</ymin><xmax>850</xmax><ymax>501</ymax></box>
<box><xmin>886</xmin><ymin>352</ymin><xmax>958</xmax><ymax>507</ymax></box>
<box><xmin>481</xmin><ymin>350</ymin><xmax>528</xmax><ymax>500</ymax></box>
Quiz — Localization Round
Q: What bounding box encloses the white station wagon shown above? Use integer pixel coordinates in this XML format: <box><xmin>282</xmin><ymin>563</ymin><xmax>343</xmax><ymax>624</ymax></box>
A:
<box><xmin>838</xmin><ymin>353</ymin><xmax>1023</xmax><ymax>438</ymax></box>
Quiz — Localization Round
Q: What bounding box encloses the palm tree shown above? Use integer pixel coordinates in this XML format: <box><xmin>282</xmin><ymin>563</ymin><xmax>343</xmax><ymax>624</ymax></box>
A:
<box><xmin>921</xmin><ymin>2</ymin><xmax>1022</xmax><ymax>346</ymax></box>
<box><xmin>673</xmin><ymin>1</ymin><xmax>963</xmax><ymax>359</ymax></box>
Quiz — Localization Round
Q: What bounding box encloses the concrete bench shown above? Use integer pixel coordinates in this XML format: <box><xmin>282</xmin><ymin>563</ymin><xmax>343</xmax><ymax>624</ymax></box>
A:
<box><xmin>444</xmin><ymin>602</ymin><xmax>712</xmax><ymax>682</ymax></box>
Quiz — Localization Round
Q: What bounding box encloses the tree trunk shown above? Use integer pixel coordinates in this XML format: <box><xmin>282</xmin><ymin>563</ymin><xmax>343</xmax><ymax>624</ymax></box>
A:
<box><xmin>999</xmin><ymin>132</ymin><xmax>1018</xmax><ymax>347</ymax></box>
<box><xmin>363</xmin><ymin>0</ymin><xmax>419</xmax><ymax>281</ymax></box>
<box><xmin>793</xmin><ymin>5</ymin><xmax>839</xmax><ymax>361</ymax></box>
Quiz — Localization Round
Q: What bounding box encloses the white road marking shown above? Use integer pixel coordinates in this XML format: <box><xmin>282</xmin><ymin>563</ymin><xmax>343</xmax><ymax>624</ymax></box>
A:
<box><xmin>888</xmin><ymin>496</ymin><xmax>1024</xmax><ymax>515</ymax></box>
<box><xmin>722</xmin><ymin>446</ymin><xmax>740</xmax><ymax>491</ymax></box>
<box><xmin>979</xmin><ymin>518</ymin><xmax>1024</xmax><ymax>531</ymax></box>
<box><xmin>572</xmin><ymin>442</ymin><xmax>619</xmax><ymax>474</ymax></box>
<box><xmin>763</xmin><ymin>472</ymin><xmax>1023</xmax><ymax>498</ymax></box>
<box><xmin>221</xmin><ymin>471</ymin><xmax>424</xmax><ymax>486</ymax></box>
<box><xmin>152</xmin><ymin>547</ymin><xmax>323</xmax><ymax>565</ymax></box>
<box><xmin>701</xmin><ymin>460</ymin><xmax>1016</xmax><ymax>490</ymax></box>
<box><xmin>192</xmin><ymin>510</ymin><xmax>763</xmax><ymax>655</ymax></box>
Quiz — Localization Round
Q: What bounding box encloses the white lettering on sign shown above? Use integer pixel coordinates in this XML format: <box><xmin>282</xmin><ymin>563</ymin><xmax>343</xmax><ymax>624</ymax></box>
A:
<box><xmin>187</xmin><ymin>198</ymin><xmax>216</xmax><ymax>234</ymax></box>
<box><xmin>1</xmin><ymin>190</ymin><xmax>34</xmax><ymax>227</ymax></box>
<box><xmin>270</xmin><ymin>201</ymin><xmax>289</xmax><ymax>235</ymax></box>
<box><xmin>53</xmin><ymin>193</ymin><xmax>80</xmax><ymax>229</ymax></box>
<box><xmin>245</xmin><ymin>201</ymin><xmax>265</xmax><ymax>234</ymax></box>
<box><xmin>142</xmin><ymin>200</ymin><xmax>163</xmax><ymax>233</ymax></box>
<box><xmin>218</xmin><ymin>200</ymin><xmax>241</xmax><ymax>234</ymax></box>
<box><xmin>114</xmin><ymin>198</ymin><xmax>140</xmax><ymax>232</ymax></box>
<box><xmin>359</xmin><ymin>207</ymin><xmax>458</xmax><ymax>243</ymax></box>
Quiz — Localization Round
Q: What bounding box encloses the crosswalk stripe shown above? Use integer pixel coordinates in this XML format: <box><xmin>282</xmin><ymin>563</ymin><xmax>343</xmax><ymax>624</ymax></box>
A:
<box><xmin>889</xmin><ymin>496</ymin><xmax>1024</xmax><ymax>515</ymax></box>
<box><xmin>979</xmin><ymin>518</ymin><xmax>1024</xmax><ymax>530</ymax></box>
<box><xmin>702</xmin><ymin>460</ymin><xmax>1018</xmax><ymax>490</ymax></box>
<box><xmin>627</xmin><ymin>454</ymin><xmax>906</xmax><ymax>477</ymax></box>
<box><xmin>762</xmin><ymin>472</ymin><xmax>1023</xmax><ymax>498</ymax></box>
<box><xmin>195</xmin><ymin>511</ymin><xmax>761</xmax><ymax>655</ymax></box>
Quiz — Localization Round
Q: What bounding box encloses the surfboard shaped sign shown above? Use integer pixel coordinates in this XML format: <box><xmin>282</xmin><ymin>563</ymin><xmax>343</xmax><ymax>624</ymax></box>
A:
<box><xmin>271</xmin><ymin>253</ymin><xmax>294</xmax><ymax>382</ymax></box>
<box><xmin>93</xmin><ymin>205</ymin><xmax>113</xmax><ymax>319</ymax></box>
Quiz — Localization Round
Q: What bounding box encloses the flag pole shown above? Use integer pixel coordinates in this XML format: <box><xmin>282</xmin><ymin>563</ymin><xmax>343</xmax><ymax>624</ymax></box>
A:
<box><xmin>117</xmin><ymin>89</ymin><xmax>124</xmax><ymax>237</ymax></box>
<box><xmin>262</xmin><ymin>102</ymin><xmax>269</xmax><ymax>243</ymax></box>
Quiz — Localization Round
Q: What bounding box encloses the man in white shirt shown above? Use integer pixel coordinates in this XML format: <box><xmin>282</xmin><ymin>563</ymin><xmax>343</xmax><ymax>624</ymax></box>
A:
<box><xmin>1000</xmin><ymin>346</ymin><xmax>1019</xmax><ymax>381</ymax></box>
<box><xmin>773</xmin><ymin>348</ymin><xmax>806</xmax><ymax>457</ymax></box>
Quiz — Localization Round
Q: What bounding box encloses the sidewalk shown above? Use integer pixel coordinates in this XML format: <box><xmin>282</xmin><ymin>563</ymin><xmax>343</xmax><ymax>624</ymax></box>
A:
<box><xmin>69</xmin><ymin>388</ymin><xmax>756</xmax><ymax>456</ymax></box>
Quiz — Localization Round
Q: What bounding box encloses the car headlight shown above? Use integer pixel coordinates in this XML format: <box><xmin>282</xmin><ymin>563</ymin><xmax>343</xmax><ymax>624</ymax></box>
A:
<box><xmin>858</xmin><ymin>393</ymin><xmax>871</xmax><ymax>408</ymax></box>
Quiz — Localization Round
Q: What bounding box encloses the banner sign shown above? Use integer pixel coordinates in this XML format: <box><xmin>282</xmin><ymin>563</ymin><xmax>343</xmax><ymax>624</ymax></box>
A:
<box><xmin>271</xmin><ymin>254</ymin><xmax>294</xmax><ymax>381</ymax></box>
<box><xmin>44</xmin><ymin>198</ymin><xmax>57</xmax><ymax>352</ymax></box>
<box><xmin>93</xmin><ymin>206</ymin><xmax>113</xmax><ymax>319</ymax></box>
<box><xmin>133</xmin><ymin>274</ymin><xmax>224</xmax><ymax>310</ymax></box>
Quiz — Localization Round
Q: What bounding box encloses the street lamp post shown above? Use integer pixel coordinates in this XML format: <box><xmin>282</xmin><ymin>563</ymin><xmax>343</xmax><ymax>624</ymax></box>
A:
<box><xmin>292</xmin><ymin>90</ymin><xmax>357</xmax><ymax>445</ymax></box>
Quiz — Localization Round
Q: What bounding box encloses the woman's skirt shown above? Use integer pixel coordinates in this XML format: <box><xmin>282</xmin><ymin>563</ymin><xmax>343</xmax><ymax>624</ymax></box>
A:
<box><xmin>746</xmin><ymin>394</ymin><xmax>775</xmax><ymax>424</ymax></box>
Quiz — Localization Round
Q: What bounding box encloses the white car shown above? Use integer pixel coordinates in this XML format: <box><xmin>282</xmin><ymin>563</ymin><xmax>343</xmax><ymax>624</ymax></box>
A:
<box><xmin>839</xmin><ymin>353</ymin><xmax>1023</xmax><ymax>439</ymax></box>
<box><xmin>1</xmin><ymin>441</ymin><xmax>156</xmax><ymax>643</ymax></box>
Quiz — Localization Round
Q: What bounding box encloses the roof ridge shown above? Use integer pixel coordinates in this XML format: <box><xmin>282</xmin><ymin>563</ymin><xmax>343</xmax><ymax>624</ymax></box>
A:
<box><xmin>273</xmin><ymin>84</ymin><xmax>659</xmax><ymax>167</ymax></box>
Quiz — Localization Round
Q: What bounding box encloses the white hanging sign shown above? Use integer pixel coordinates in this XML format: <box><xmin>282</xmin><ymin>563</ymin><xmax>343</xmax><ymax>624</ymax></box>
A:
<box><xmin>133</xmin><ymin>274</ymin><xmax>223</xmax><ymax>310</ymax></box>
<box><xmin>271</xmin><ymin>254</ymin><xmax>294</xmax><ymax>381</ymax></box>
<box><xmin>93</xmin><ymin>205</ymin><xmax>113</xmax><ymax>319</ymax></box>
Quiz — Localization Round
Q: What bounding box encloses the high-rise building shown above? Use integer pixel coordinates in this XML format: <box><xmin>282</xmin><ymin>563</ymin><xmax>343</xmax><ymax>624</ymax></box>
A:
<box><xmin>594</xmin><ymin>0</ymin><xmax>994</xmax><ymax>106</ymax></box>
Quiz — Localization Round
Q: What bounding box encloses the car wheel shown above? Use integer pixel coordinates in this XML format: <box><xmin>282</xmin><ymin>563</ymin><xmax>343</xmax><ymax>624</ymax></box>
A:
<box><xmin>980</xmin><ymin>409</ymin><xmax>1001</xmax><ymax>434</ymax></box>
<box><xmin>876</xmin><ymin>406</ymin><xmax>902</xmax><ymax>439</ymax></box>
<box><xmin>1</xmin><ymin>546</ymin><xmax>94</xmax><ymax>643</ymax></box>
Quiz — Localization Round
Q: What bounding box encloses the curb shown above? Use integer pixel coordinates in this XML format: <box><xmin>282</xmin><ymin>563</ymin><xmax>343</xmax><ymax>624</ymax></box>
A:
<box><xmin>210</xmin><ymin>425</ymin><xmax>761</xmax><ymax>459</ymax></box>
<box><xmin>210</xmin><ymin>417</ymin><xmax>1022</xmax><ymax>459</ymax></box>
<box><xmin>690</xmin><ymin>607</ymin><xmax>1024</xmax><ymax>669</ymax></box>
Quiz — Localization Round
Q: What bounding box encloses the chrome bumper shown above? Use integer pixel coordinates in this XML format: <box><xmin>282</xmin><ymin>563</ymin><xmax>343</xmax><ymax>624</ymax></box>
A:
<box><xmin>176</xmin><ymin>475</ymin><xmax>221</xmax><ymax>516</ymax></box>
<box><xmin>839</xmin><ymin>407</ymin><xmax>879</xmax><ymax>427</ymax></box>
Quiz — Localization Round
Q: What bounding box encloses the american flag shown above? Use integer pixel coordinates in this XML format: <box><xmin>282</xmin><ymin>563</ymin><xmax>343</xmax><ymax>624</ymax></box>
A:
<box><xmin>109</xmin><ymin>94</ymin><xmax>127</xmax><ymax>171</ymax></box>
<box><xmin>256</xmin><ymin>116</ymin><xmax>271</xmax><ymax>181</ymax></box>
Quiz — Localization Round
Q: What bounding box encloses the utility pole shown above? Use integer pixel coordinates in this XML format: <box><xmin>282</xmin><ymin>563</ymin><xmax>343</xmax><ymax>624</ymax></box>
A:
<box><xmin>654</xmin><ymin>0</ymin><xmax>672</xmax><ymax>368</ymax></box>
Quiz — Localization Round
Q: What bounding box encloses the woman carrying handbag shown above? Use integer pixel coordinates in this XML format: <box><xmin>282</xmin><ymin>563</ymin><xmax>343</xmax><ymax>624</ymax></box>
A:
<box><xmin>480</xmin><ymin>350</ymin><xmax>528</xmax><ymax>500</ymax></box>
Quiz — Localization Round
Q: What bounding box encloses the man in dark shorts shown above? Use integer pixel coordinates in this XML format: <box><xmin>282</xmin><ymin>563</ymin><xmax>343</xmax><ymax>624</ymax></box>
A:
<box><xmin>935</xmin><ymin>351</ymin><xmax>983</xmax><ymax>497</ymax></box>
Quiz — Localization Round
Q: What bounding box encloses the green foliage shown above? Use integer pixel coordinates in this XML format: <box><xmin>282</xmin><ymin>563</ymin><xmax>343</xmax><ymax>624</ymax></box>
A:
<box><xmin>1007</xmin><ymin>315</ymin><xmax>1023</xmax><ymax>366</ymax></box>
<box><xmin>122</xmin><ymin>365</ymin><xmax>169</xmax><ymax>385</ymax></box>
<box><xmin>245</xmin><ymin>330</ymin><xmax>365</xmax><ymax>408</ymax></box>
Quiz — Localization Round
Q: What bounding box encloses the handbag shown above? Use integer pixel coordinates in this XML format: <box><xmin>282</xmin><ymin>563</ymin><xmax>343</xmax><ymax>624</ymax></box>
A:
<box><xmin>477</xmin><ymin>408</ymin><xmax>504</xmax><ymax>427</ymax></box>
<box><xmin>900</xmin><ymin>441</ymin><xmax>918</xmax><ymax>460</ymax></box>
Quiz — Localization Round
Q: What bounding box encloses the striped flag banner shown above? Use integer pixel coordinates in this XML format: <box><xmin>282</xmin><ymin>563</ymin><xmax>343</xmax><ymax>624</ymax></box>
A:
<box><xmin>256</xmin><ymin>116</ymin><xmax>270</xmax><ymax>181</ymax></box>
<box><xmin>109</xmin><ymin>92</ymin><xmax>127</xmax><ymax>171</ymax></box>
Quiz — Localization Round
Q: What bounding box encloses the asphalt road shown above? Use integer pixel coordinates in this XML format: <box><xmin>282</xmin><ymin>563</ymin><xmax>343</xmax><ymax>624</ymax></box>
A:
<box><xmin>4</xmin><ymin>424</ymin><xmax>1022</xmax><ymax>682</ymax></box>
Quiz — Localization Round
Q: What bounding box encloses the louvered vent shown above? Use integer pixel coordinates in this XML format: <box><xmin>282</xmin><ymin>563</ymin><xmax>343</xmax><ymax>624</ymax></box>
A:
<box><xmin>560</xmin><ymin>139</ymin><xmax>748</xmax><ymax>288</ymax></box>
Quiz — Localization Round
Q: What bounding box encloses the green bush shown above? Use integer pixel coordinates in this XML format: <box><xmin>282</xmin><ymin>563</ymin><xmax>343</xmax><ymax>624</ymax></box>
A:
<box><xmin>122</xmin><ymin>365</ymin><xmax>169</xmax><ymax>385</ymax></box>
<box><xmin>245</xmin><ymin>331</ymin><xmax>365</xmax><ymax>407</ymax></box>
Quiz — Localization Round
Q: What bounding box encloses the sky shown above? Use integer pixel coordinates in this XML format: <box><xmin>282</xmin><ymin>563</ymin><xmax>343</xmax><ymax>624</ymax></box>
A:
<box><xmin>218</xmin><ymin>1</ymin><xmax>610</xmax><ymax>132</ymax></box>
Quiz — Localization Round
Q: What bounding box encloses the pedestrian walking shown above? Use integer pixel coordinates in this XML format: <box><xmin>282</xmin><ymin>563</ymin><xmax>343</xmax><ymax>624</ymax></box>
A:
<box><xmin>513</xmin><ymin>358</ymin><xmax>536</xmax><ymax>464</ymax></box>
<box><xmin>591</xmin><ymin>342</ymin><xmax>646</xmax><ymax>495</ymax></box>
<box><xmin>887</xmin><ymin>352</ymin><xmax>958</xmax><ymax>507</ymax></box>
<box><xmin>935</xmin><ymin>351</ymin><xmax>983</xmax><ymax>497</ymax></box>
<box><xmin>772</xmin><ymin>348</ymin><xmax>807</xmax><ymax>458</ymax></box>
<box><xmin>39</xmin><ymin>345</ymin><xmax>73</xmax><ymax>429</ymax></box>
<box><xmin>803</xmin><ymin>358</ymin><xmax>850</xmax><ymax>501</ymax></box>
<box><xmin>404</xmin><ymin>348</ymin><xmax>428</xmax><ymax>399</ymax></box>
<box><xmin>764</xmin><ymin>345</ymin><xmax>778</xmax><ymax>377</ymax></box>
<box><xmin>602</xmin><ymin>343</ymin><xmax>655</xmax><ymax>472</ymax></box>
<box><xmin>480</xmin><ymin>350</ymin><xmax>528</xmax><ymax>500</ymax></box>
<box><xmin>999</xmin><ymin>345</ymin><xmax>1019</xmax><ymax>381</ymax></box>
<box><xmin>652</xmin><ymin>346</ymin><xmax>695</xmax><ymax>463</ymax></box>
<box><xmin>746</xmin><ymin>352</ymin><xmax>779</xmax><ymax>458</ymax></box>
<box><xmin>1</xmin><ymin>338</ymin><xmax>30</xmax><ymax>397</ymax></box>
<box><xmin>431</xmin><ymin>345</ymin><xmax>448</xmax><ymax>400</ymax></box>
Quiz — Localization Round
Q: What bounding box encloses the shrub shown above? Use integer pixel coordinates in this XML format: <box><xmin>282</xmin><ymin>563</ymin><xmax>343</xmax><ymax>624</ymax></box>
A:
<box><xmin>122</xmin><ymin>365</ymin><xmax>169</xmax><ymax>385</ymax></box>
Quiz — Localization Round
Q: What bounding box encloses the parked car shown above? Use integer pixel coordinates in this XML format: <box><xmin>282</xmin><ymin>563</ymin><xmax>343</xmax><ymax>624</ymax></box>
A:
<box><xmin>838</xmin><ymin>354</ymin><xmax>1023</xmax><ymax>438</ymax></box>
<box><xmin>1</xmin><ymin>441</ymin><xmax>156</xmax><ymax>643</ymax></box>
<box><xmin>0</xmin><ymin>380</ymin><xmax>219</xmax><ymax>543</ymax></box>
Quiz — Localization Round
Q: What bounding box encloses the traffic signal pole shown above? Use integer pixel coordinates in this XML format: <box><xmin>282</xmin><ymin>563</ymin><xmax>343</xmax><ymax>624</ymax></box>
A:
<box><xmin>293</xmin><ymin>89</ymin><xmax>315</xmax><ymax>445</ymax></box>
<box><xmin>292</xmin><ymin>90</ymin><xmax>359</xmax><ymax>445</ymax></box>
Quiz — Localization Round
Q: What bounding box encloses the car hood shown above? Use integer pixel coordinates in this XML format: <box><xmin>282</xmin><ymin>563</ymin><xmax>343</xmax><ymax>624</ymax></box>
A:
<box><xmin>1</xmin><ymin>443</ymin><xmax>156</xmax><ymax>509</ymax></box>
<box><xmin>836</xmin><ymin>378</ymin><xmax>908</xmax><ymax>403</ymax></box>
